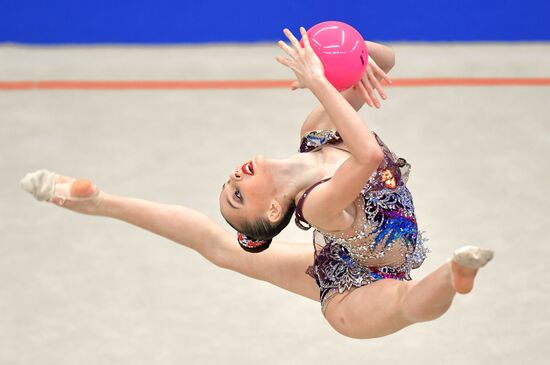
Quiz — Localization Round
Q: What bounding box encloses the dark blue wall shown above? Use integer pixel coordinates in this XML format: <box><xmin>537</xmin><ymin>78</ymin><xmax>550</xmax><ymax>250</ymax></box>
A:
<box><xmin>1</xmin><ymin>0</ymin><xmax>549</xmax><ymax>43</ymax></box>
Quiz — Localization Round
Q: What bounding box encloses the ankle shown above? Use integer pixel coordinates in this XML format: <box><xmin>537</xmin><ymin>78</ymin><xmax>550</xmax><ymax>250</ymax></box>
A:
<box><xmin>98</xmin><ymin>193</ymin><xmax>120</xmax><ymax>218</ymax></box>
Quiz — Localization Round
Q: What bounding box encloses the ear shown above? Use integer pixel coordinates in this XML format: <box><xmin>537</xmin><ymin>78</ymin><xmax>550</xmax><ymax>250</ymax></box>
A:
<box><xmin>266</xmin><ymin>200</ymin><xmax>282</xmax><ymax>223</ymax></box>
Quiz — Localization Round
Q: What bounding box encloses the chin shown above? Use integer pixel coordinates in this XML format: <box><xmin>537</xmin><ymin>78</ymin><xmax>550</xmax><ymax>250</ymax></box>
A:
<box><xmin>254</xmin><ymin>155</ymin><xmax>273</xmax><ymax>172</ymax></box>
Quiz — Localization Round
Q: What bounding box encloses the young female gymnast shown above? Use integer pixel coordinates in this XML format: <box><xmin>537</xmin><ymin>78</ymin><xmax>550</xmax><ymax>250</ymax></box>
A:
<box><xmin>21</xmin><ymin>27</ymin><xmax>493</xmax><ymax>339</ymax></box>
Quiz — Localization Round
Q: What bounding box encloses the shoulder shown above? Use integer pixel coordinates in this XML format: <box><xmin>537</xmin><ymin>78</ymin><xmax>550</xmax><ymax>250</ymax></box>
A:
<box><xmin>298</xmin><ymin>179</ymin><xmax>356</xmax><ymax>232</ymax></box>
<box><xmin>299</xmin><ymin>129</ymin><xmax>342</xmax><ymax>153</ymax></box>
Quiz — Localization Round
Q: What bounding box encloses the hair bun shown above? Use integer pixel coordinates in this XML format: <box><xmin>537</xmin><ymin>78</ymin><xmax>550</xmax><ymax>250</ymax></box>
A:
<box><xmin>237</xmin><ymin>232</ymin><xmax>272</xmax><ymax>253</ymax></box>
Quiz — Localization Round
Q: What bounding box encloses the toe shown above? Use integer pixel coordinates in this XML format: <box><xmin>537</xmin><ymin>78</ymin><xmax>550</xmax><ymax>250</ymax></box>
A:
<box><xmin>453</xmin><ymin>246</ymin><xmax>494</xmax><ymax>269</ymax></box>
<box><xmin>20</xmin><ymin>170</ymin><xmax>56</xmax><ymax>201</ymax></box>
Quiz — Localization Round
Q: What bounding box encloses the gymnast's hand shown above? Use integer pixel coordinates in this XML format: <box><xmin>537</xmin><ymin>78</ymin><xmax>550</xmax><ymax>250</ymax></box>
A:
<box><xmin>355</xmin><ymin>56</ymin><xmax>392</xmax><ymax>109</ymax></box>
<box><xmin>276</xmin><ymin>27</ymin><xmax>325</xmax><ymax>91</ymax></box>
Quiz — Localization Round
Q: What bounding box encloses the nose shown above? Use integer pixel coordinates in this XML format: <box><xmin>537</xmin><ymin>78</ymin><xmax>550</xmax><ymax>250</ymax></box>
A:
<box><xmin>231</xmin><ymin>169</ymin><xmax>242</xmax><ymax>181</ymax></box>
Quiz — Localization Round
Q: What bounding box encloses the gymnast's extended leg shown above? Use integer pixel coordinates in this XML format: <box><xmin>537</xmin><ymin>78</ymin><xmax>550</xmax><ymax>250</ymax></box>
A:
<box><xmin>323</xmin><ymin>248</ymin><xmax>492</xmax><ymax>339</ymax></box>
<box><xmin>20</xmin><ymin>170</ymin><xmax>320</xmax><ymax>301</ymax></box>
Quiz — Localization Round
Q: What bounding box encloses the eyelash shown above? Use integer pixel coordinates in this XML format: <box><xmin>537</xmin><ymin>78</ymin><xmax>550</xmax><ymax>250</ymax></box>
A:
<box><xmin>234</xmin><ymin>189</ymin><xmax>242</xmax><ymax>201</ymax></box>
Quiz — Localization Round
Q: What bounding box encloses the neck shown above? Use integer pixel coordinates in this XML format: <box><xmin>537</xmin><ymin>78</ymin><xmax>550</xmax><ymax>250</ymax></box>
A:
<box><xmin>270</xmin><ymin>152</ymin><xmax>327</xmax><ymax>203</ymax></box>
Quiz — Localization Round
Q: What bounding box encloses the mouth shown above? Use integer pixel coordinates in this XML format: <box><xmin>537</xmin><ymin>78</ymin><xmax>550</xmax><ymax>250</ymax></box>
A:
<box><xmin>241</xmin><ymin>160</ymin><xmax>254</xmax><ymax>176</ymax></box>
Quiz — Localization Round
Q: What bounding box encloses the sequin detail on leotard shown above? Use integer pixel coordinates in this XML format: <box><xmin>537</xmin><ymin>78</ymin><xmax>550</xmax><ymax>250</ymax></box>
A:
<box><xmin>298</xmin><ymin>130</ymin><xmax>429</xmax><ymax>311</ymax></box>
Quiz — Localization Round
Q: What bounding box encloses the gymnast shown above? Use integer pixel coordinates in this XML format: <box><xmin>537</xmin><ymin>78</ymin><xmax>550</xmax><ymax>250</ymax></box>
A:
<box><xmin>21</xmin><ymin>27</ymin><xmax>493</xmax><ymax>339</ymax></box>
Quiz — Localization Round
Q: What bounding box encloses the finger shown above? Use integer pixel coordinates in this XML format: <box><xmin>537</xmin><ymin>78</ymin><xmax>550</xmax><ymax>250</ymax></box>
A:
<box><xmin>379</xmin><ymin>70</ymin><xmax>392</xmax><ymax>85</ymax></box>
<box><xmin>371</xmin><ymin>62</ymin><xmax>392</xmax><ymax>85</ymax></box>
<box><xmin>299</xmin><ymin>27</ymin><xmax>311</xmax><ymax>49</ymax></box>
<box><xmin>275</xmin><ymin>55</ymin><xmax>293</xmax><ymax>68</ymax></box>
<box><xmin>368</xmin><ymin>65</ymin><xmax>388</xmax><ymax>101</ymax></box>
<box><xmin>368</xmin><ymin>69</ymin><xmax>386</xmax><ymax>100</ymax></box>
<box><xmin>385</xmin><ymin>75</ymin><xmax>393</xmax><ymax>85</ymax></box>
<box><xmin>290</xmin><ymin>80</ymin><xmax>302</xmax><ymax>90</ymax></box>
<box><xmin>363</xmin><ymin>73</ymin><xmax>380</xmax><ymax>108</ymax></box>
<box><xmin>357</xmin><ymin>77</ymin><xmax>374</xmax><ymax>107</ymax></box>
<box><xmin>278</xmin><ymin>40</ymin><xmax>296</xmax><ymax>58</ymax></box>
<box><xmin>283</xmin><ymin>28</ymin><xmax>301</xmax><ymax>50</ymax></box>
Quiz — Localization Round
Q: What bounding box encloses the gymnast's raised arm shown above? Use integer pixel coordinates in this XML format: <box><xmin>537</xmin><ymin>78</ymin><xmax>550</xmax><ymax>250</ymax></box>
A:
<box><xmin>276</xmin><ymin>27</ymin><xmax>384</xmax><ymax>231</ymax></box>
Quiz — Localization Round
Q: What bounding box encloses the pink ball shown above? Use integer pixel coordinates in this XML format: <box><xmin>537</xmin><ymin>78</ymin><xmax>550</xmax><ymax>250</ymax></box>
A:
<box><xmin>302</xmin><ymin>21</ymin><xmax>368</xmax><ymax>91</ymax></box>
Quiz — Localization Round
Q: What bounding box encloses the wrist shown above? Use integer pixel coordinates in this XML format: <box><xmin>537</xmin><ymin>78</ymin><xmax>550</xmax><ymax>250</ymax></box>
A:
<box><xmin>308</xmin><ymin>76</ymin><xmax>332</xmax><ymax>93</ymax></box>
<box><xmin>342</xmin><ymin>86</ymin><xmax>366</xmax><ymax>111</ymax></box>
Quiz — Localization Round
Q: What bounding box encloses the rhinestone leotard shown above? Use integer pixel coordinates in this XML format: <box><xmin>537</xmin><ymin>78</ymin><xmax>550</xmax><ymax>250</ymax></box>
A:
<box><xmin>296</xmin><ymin>130</ymin><xmax>429</xmax><ymax>311</ymax></box>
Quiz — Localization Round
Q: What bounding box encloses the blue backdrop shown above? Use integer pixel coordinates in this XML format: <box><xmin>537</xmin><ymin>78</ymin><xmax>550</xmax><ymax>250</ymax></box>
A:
<box><xmin>1</xmin><ymin>0</ymin><xmax>549</xmax><ymax>43</ymax></box>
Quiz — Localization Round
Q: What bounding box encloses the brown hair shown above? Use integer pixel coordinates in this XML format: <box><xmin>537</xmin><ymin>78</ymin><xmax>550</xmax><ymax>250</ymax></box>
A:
<box><xmin>225</xmin><ymin>202</ymin><xmax>296</xmax><ymax>242</ymax></box>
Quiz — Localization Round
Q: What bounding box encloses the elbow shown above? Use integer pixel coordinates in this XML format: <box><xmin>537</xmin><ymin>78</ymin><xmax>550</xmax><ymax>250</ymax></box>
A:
<box><xmin>371</xmin><ymin>146</ymin><xmax>384</xmax><ymax>165</ymax></box>
<box><xmin>365</xmin><ymin>41</ymin><xmax>395</xmax><ymax>73</ymax></box>
<box><xmin>356</xmin><ymin>144</ymin><xmax>384</xmax><ymax>166</ymax></box>
<box><xmin>382</xmin><ymin>48</ymin><xmax>396</xmax><ymax>74</ymax></box>
<box><xmin>198</xmin><ymin>228</ymin><xmax>234</xmax><ymax>269</ymax></box>
<box><xmin>389</xmin><ymin>50</ymin><xmax>396</xmax><ymax>72</ymax></box>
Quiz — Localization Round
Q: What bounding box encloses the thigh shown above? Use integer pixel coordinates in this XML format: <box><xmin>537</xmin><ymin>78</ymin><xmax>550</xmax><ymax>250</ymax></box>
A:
<box><xmin>219</xmin><ymin>237</ymin><xmax>320</xmax><ymax>302</ymax></box>
<box><xmin>324</xmin><ymin>279</ymin><xmax>415</xmax><ymax>339</ymax></box>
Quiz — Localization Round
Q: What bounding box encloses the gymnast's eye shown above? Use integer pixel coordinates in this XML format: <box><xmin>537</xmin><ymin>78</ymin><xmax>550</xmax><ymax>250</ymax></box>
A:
<box><xmin>234</xmin><ymin>189</ymin><xmax>242</xmax><ymax>202</ymax></box>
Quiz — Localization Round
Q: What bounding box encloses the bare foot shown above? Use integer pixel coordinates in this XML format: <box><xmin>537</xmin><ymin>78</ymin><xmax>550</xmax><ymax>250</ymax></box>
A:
<box><xmin>450</xmin><ymin>246</ymin><xmax>494</xmax><ymax>294</ymax></box>
<box><xmin>20</xmin><ymin>170</ymin><xmax>103</xmax><ymax>215</ymax></box>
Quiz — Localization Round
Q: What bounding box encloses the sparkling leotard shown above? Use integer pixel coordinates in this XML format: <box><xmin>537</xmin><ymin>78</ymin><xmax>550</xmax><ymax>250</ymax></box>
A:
<box><xmin>296</xmin><ymin>130</ymin><xmax>429</xmax><ymax>311</ymax></box>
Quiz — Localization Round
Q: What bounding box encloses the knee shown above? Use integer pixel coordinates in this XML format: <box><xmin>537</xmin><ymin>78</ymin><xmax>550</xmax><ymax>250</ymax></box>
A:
<box><xmin>326</xmin><ymin>314</ymin><xmax>364</xmax><ymax>339</ymax></box>
<box><xmin>324</xmin><ymin>283</ymin><xmax>414</xmax><ymax>339</ymax></box>
<box><xmin>324</xmin><ymin>305</ymin><xmax>379</xmax><ymax>339</ymax></box>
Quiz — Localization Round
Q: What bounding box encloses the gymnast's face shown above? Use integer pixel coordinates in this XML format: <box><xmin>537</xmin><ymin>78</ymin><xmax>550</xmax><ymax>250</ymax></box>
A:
<box><xmin>219</xmin><ymin>156</ymin><xmax>279</xmax><ymax>229</ymax></box>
